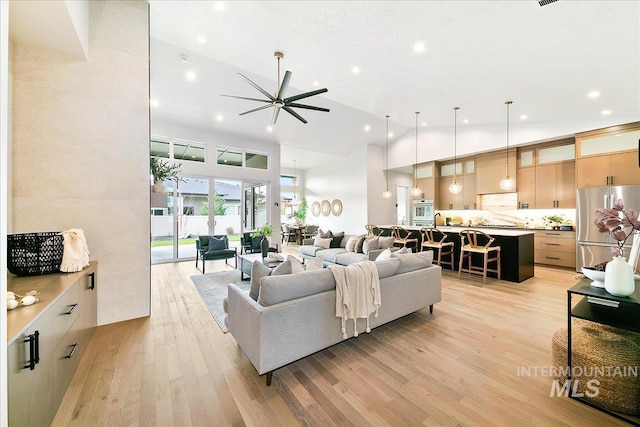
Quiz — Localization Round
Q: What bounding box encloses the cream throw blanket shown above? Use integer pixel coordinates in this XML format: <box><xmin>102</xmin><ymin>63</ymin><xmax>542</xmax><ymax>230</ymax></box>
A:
<box><xmin>329</xmin><ymin>261</ymin><xmax>381</xmax><ymax>339</ymax></box>
<box><xmin>60</xmin><ymin>228</ymin><xmax>90</xmax><ymax>272</ymax></box>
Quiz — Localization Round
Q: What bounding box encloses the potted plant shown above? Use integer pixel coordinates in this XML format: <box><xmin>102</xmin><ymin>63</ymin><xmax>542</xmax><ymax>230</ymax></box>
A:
<box><xmin>251</xmin><ymin>224</ymin><xmax>273</xmax><ymax>258</ymax></box>
<box><xmin>150</xmin><ymin>157</ymin><xmax>182</xmax><ymax>193</ymax></box>
<box><xmin>293</xmin><ymin>198</ymin><xmax>308</xmax><ymax>225</ymax></box>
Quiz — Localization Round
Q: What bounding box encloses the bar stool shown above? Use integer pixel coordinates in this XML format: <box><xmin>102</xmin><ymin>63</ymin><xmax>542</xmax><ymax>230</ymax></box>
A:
<box><xmin>391</xmin><ymin>226</ymin><xmax>420</xmax><ymax>252</ymax></box>
<box><xmin>421</xmin><ymin>227</ymin><xmax>455</xmax><ymax>270</ymax></box>
<box><xmin>458</xmin><ymin>229</ymin><xmax>501</xmax><ymax>284</ymax></box>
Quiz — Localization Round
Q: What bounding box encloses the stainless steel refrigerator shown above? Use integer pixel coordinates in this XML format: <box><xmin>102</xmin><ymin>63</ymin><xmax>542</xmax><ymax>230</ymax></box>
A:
<box><xmin>576</xmin><ymin>185</ymin><xmax>640</xmax><ymax>271</ymax></box>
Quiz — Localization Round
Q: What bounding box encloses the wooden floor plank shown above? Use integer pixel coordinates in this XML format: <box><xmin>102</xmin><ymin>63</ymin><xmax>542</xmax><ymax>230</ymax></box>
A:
<box><xmin>53</xmin><ymin>248</ymin><xmax>633</xmax><ymax>426</ymax></box>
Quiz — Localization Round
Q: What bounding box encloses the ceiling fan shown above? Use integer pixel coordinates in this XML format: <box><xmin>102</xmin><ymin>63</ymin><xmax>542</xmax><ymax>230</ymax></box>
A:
<box><xmin>222</xmin><ymin>51</ymin><xmax>329</xmax><ymax>124</ymax></box>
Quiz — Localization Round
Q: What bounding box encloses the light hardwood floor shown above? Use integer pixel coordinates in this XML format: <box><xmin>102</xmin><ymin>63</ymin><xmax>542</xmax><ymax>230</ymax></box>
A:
<box><xmin>53</xmin><ymin>247</ymin><xmax>631</xmax><ymax>426</ymax></box>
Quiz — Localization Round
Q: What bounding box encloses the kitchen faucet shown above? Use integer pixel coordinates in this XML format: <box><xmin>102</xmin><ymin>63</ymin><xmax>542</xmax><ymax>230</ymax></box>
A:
<box><xmin>434</xmin><ymin>212</ymin><xmax>441</xmax><ymax>228</ymax></box>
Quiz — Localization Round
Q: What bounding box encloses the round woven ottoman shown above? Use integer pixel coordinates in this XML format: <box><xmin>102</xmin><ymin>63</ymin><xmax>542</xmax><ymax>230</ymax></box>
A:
<box><xmin>552</xmin><ymin>319</ymin><xmax>640</xmax><ymax>416</ymax></box>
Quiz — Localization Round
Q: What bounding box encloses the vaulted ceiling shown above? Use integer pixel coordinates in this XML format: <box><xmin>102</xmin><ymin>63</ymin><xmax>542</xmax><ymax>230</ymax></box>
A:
<box><xmin>149</xmin><ymin>1</ymin><xmax>640</xmax><ymax>169</ymax></box>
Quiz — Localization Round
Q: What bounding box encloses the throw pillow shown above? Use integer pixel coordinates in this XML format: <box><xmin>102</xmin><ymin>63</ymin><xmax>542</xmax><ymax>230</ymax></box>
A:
<box><xmin>330</xmin><ymin>231</ymin><xmax>345</xmax><ymax>248</ymax></box>
<box><xmin>345</xmin><ymin>236</ymin><xmax>358</xmax><ymax>252</ymax></box>
<box><xmin>392</xmin><ymin>251</ymin><xmax>434</xmax><ymax>274</ymax></box>
<box><xmin>362</xmin><ymin>236</ymin><xmax>380</xmax><ymax>254</ymax></box>
<box><xmin>207</xmin><ymin>236</ymin><xmax>227</xmax><ymax>252</ymax></box>
<box><xmin>375</xmin><ymin>258</ymin><xmax>401</xmax><ymax>279</ymax></box>
<box><xmin>288</xmin><ymin>255</ymin><xmax>323</xmax><ymax>273</ymax></box>
<box><xmin>375</xmin><ymin>248</ymin><xmax>392</xmax><ymax>261</ymax></box>
<box><xmin>318</xmin><ymin>229</ymin><xmax>331</xmax><ymax>238</ymax></box>
<box><xmin>378</xmin><ymin>236</ymin><xmax>396</xmax><ymax>250</ymax></box>
<box><xmin>354</xmin><ymin>234</ymin><xmax>367</xmax><ymax>253</ymax></box>
<box><xmin>249</xmin><ymin>261</ymin><xmax>272</xmax><ymax>301</ymax></box>
<box><xmin>271</xmin><ymin>259</ymin><xmax>292</xmax><ymax>276</ymax></box>
<box><xmin>313</xmin><ymin>235</ymin><xmax>332</xmax><ymax>249</ymax></box>
<box><xmin>396</xmin><ymin>247</ymin><xmax>410</xmax><ymax>254</ymax></box>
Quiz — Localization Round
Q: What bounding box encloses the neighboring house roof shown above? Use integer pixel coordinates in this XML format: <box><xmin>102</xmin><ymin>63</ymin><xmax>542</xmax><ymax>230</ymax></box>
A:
<box><xmin>165</xmin><ymin>179</ymin><xmax>241</xmax><ymax>201</ymax></box>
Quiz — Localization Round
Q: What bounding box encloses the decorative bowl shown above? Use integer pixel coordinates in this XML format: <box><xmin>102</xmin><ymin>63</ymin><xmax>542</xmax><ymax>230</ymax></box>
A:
<box><xmin>582</xmin><ymin>267</ymin><xmax>605</xmax><ymax>288</ymax></box>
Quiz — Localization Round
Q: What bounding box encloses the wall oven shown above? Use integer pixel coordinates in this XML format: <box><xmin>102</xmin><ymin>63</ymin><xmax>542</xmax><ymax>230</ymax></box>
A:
<box><xmin>412</xmin><ymin>199</ymin><xmax>434</xmax><ymax>226</ymax></box>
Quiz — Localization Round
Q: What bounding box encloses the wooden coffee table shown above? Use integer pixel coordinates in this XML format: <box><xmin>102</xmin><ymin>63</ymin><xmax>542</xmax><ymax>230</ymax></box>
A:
<box><xmin>237</xmin><ymin>253</ymin><xmax>283</xmax><ymax>280</ymax></box>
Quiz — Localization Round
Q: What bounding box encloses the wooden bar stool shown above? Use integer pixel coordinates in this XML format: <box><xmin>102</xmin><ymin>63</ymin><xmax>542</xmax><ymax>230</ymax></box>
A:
<box><xmin>391</xmin><ymin>226</ymin><xmax>420</xmax><ymax>252</ymax></box>
<box><xmin>421</xmin><ymin>227</ymin><xmax>455</xmax><ymax>270</ymax></box>
<box><xmin>458</xmin><ymin>229</ymin><xmax>501</xmax><ymax>284</ymax></box>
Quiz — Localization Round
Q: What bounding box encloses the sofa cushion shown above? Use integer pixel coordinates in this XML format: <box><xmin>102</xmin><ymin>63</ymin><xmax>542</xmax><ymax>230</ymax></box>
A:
<box><xmin>299</xmin><ymin>245</ymin><xmax>324</xmax><ymax>257</ymax></box>
<box><xmin>378</xmin><ymin>236</ymin><xmax>396</xmax><ymax>250</ymax></box>
<box><xmin>362</xmin><ymin>236</ymin><xmax>380</xmax><ymax>254</ymax></box>
<box><xmin>258</xmin><ymin>268</ymin><xmax>336</xmax><ymax>306</ymax></box>
<box><xmin>330</xmin><ymin>231</ymin><xmax>345</xmax><ymax>248</ymax></box>
<box><xmin>335</xmin><ymin>252</ymin><xmax>368</xmax><ymax>266</ymax></box>
<box><xmin>392</xmin><ymin>251</ymin><xmax>434</xmax><ymax>274</ymax></box>
<box><xmin>345</xmin><ymin>235</ymin><xmax>358</xmax><ymax>252</ymax></box>
<box><xmin>289</xmin><ymin>255</ymin><xmax>323</xmax><ymax>273</ymax></box>
<box><xmin>313</xmin><ymin>235</ymin><xmax>332</xmax><ymax>249</ymax></box>
<box><xmin>249</xmin><ymin>259</ymin><xmax>292</xmax><ymax>301</ymax></box>
<box><xmin>354</xmin><ymin>235</ymin><xmax>367</xmax><ymax>253</ymax></box>
<box><xmin>376</xmin><ymin>248</ymin><xmax>392</xmax><ymax>261</ymax></box>
<box><xmin>320</xmin><ymin>248</ymin><xmax>347</xmax><ymax>264</ymax></box>
<box><xmin>375</xmin><ymin>258</ymin><xmax>401</xmax><ymax>279</ymax></box>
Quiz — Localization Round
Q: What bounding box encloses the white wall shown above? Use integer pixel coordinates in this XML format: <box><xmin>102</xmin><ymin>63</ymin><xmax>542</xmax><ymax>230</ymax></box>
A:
<box><xmin>305</xmin><ymin>146</ymin><xmax>368</xmax><ymax>235</ymax></box>
<box><xmin>11</xmin><ymin>1</ymin><xmax>150</xmax><ymax>326</ymax></box>
<box><xmin>1</xmin><ymin>1</ymin><xmax>9</xmax><ymax>422</ymax></box>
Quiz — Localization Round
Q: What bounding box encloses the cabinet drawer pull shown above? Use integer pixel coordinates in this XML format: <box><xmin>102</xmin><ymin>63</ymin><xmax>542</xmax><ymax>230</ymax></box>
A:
<box><xmin>23</xmin><ymin>330</ymin><xmax>39</xmax><ymax>370</ymax></box>
<box><xmin>545</xmin><ymin>243</ymin><xmax>561</xmax><ymax>246</ymax></box>
<box><xmin>545</xmin><ymin>256</ymin><xmax>561</xmax><ymax>260</ymax></box>
<box><xmin>545</xmin><ymin>233</ymin><xmax>561</xmax><ymax>236</ymax></box>
<box><xmin>63</xmin><ymin>303</ymin><xmax>78</xmax><ymax>315</ymax></box>
<box><xmin>89</xmin><ymin>272</ymin><xmax>95</xmax><ymax>290</ymax></box>
<box><xmin>65</xmin><ymin>343</ymin><xmax>79</xmax><ymax>359</ymax></box>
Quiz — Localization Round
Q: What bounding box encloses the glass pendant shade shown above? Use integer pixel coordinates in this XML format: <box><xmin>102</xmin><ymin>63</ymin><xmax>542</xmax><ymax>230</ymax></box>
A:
<box><xmin>411</xmin><ymin>185</ymin><xmax>422</xmax><ymax>197</ymax></box>
<box><xmin>449</xmin><ymin>179</ymin><xmax>462</xmax><ymax>194</ymax></box>
<box><xmin>500</xmin><ymin>174</ymin><xmax>516</xmax><ymax>191</ymax></box>
<box><xmin>382</xmin><ymin>189</ymin><xmax>392</xmax><ymax>199</ymax></box>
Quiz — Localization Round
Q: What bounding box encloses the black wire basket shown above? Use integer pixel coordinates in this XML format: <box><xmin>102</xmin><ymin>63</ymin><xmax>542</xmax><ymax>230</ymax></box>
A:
<box><xmin>7</xmin><ymin>232</ymin><xmax>64</xmax><ymax>276</ymax></box>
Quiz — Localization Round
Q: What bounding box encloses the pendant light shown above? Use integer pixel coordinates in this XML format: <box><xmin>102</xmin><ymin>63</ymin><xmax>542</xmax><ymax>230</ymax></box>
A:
<box><xmin>382</xmin><ymin>115</ymin><xmax>392</xmax><ymax>199</ymax></box>
<box><xmin>499</xmin><ymin>100</ymin><xmax>516</xmax><ymax>191</ymax></box>
<box><xmin>410</xmin><ymin>112</ymin><xmax>422</xmax><ymax>198</ymax></box>
<box><xmin>449</xmin><ymin>107</ymin><xmax>462</xmax><ymax>195</ymax></box>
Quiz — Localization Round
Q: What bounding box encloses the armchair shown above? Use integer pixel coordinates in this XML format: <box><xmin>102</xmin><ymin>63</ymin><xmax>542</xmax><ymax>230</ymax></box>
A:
<box><xmin>241</xmin><ymin>232</ymin><xmax>279</xmax><ymax>254</ymax></box>
<box><xmin>195</xmin><ymin>235</ymin><xmax>237</xmax><ymax>274</ymax></box>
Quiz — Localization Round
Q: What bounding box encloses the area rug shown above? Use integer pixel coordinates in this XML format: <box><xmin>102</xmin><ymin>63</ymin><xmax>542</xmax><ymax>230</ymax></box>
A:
<box><xmin>190</xmin><ymin>269</ymin><xmax>249</xmax><ymax>333</ymax></box>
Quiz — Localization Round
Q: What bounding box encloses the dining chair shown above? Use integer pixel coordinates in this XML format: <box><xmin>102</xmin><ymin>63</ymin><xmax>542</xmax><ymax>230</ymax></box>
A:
<box><xmin>390</xmin><ymin>226</ymin><xmax>420</xmax><ymax>252</ymax></box>
<box><xmin>421</xmin><ymin>227</ymin><xmax>455</xmax><ymax>270</ymax></box>
<box><xmin>458</xmin><ymin>229</ymin><xmax>501</xmax><ymax>284</ymax></box>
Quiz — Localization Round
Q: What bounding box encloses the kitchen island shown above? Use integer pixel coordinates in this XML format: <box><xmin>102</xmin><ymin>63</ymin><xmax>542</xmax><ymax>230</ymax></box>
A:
<box><xmin>385</xmin><ymin>225</ymin><xmax>535</xmax><ymax>283</ymax></box>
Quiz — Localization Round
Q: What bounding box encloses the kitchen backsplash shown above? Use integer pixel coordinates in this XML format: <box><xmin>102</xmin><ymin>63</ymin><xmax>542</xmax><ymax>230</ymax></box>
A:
<box><xmin>435</xmin><ymin>208</ymin><xmax>576</xmax><ymax>228</ymax></box>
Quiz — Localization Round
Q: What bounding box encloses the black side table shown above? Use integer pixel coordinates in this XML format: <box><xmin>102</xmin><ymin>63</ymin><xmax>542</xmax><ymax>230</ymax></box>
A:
<box><xmin>567</xmin><ymin>279</ymin><xmax>640</xmax><ymax>425</ymax></box>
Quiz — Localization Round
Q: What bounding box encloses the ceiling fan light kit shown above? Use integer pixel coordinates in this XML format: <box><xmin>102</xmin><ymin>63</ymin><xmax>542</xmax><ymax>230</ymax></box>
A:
<box><xmin>221</xmin><ymin>51</ymin><xmax>330</xmax><ymax>124</ymax></box>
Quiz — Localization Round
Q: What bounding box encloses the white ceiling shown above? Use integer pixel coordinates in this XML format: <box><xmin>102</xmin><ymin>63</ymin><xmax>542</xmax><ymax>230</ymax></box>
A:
<box><xmin>149</xmin><ymin>1</ymin><xmax>640</xmax><ymax>170</ymax></box>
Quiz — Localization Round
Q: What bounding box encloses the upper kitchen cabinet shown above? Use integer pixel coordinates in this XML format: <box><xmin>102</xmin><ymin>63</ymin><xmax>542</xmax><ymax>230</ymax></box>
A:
<box><xmin>476</xmin><ymin>151</ymin><xmax>517</xmax><ymax>194</ymax></box>
<box><xmin>414</xmin><ymin>162</ymin><xmax>437</xmax><ymax>200</ymax></box>
<box><xmin>438</xmin><ymin>158</ymin><xmax>476</xmax><ymax>210</ymax></box>
<box><xmin>576</xmin><ymin>123</ymin><xmax>640</xmax><ymax>187</ymax></box>
<box><xmin>535</xmin><ymin>142</ymin><xmax>576</xmax><ymax>208</ymax></box>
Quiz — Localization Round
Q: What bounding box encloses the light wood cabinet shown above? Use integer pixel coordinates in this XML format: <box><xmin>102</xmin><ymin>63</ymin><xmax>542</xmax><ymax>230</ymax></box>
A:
<box><xmin>462</xmin><ymin>174</ymin><xmax>477</xmax><ymax>209</ymax></box>
<box><xmin>535</xmin><ymin>161</ymin><xmax>575</xmax><ymax>208</ymax></box>
<box><xmin>413</xmin><ymin>162</ymin><xmax>437</xmax><ymax>200</ymax></box>
<box><xmin>517</xmin><ymin>166</ymin><xmax>536</xmax><ymax>209</ymax></box>
<box><xmin>437</xmin><ymin>158</ymin><xmax>475</xmax><ymax>210</ymax></box>
<box><xmin>534</xmin><ymin>231</ymin><xmax>575</xmax><ymax>268</ymax></box>
<box><xmin>476</xmin><ymin>151</ymin><xmax>517</xmax><ymax>194</ymax></box>
<box><xmin>7</xmin><ymin>263</ymin><xmax>97</xmax><ymax>427</ymax></box>
<box><xmin>439</xmin><ymin>176</ymin><xmax>462</xmax><ymax>210</ymax></box>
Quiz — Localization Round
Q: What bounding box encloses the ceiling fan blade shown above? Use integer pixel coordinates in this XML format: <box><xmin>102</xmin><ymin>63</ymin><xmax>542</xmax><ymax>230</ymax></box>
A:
<box><xmin>272</xmin><ymin>107</ymin><xmax>281</xmax><ymax>124</ymax></box>
<box><xmin>221</xmin><ymin>94</ymin><xmax>272</xmax><ymax>103</ymax></box>
<box><xmin>238</xmin><ymin>73</ymin><xmax>275</xmax><ymax>101</ymax></box>
<box><xmin>277</xmin><ymin>71</ymin><xmax>292</xmax><ymax>99</ymax></box>
<box><xmin>287</xmin><ymin>102</ymin><xmax>330</xmax><ymax>112</ymax></box>
<box><xmin>283</xmin><ymin>106</ymin><xmax>308</xmax><ymax>124</ymax></box>
<box><xmin>284</xmin><ymin>87</ymin><xmax>328</xmax><ymax>103</ymax></box>
<box><xmin>239</xmin><ymin>104</ymin><xmax>274</xmax><ymax>116</ymax></box>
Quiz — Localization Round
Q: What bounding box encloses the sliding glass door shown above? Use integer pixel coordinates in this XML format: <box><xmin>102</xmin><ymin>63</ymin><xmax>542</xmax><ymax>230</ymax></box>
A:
<box><xmin>244</xmin><ymin>183</ymin><xmax>267</xmax><ymax>232</ymax></box>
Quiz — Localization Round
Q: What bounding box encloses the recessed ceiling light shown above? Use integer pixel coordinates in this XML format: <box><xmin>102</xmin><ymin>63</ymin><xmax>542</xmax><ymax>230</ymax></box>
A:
<box><xmin>463</xmin><ymin>119</ymin><xmax>469</xmax><ymax>124</ymax></box>
<box><xmin>213</xmin><ymin>1</ymin><xmax>225</xmax><ymax>11</ymax></box>
<box><xmin>388</xmin><ymin>132</ymin><xmax>394</xmax><ymax>138</ymax></box>
<box><xmin>588</xmin><ymin>90</ymin><xmax>600</xmax><ymax>98</ymax></box>
<box><xmin>150</xmin><ymin>99</ymin><xmax>159</xmax><ymax>107</ymax></box>
<box><xmin>196</xmin><ymin>35</ymin><xmax>207</xmax><ymax>44</ymax></box>
<box><xmin>421</xmin><ymin>122</ymin><xmax>427</xmax><ymax>127</ymax></box>
<box><xmin>364</xmin><ymin>125</ymin><xmax>370</xmax><ymax>132</ymax></box>
<box><xmin>601</xmin><ymin>109</ymin><xmax>612</xmax><ymax>115</ymax></box>
<box><xmin>520</xmin><ymin>114</ymin><xmax>528</xmax><ymax>120</ymax></box>
<box><xmin>266</xmin><ymin>126</ymin><xmax>273</xmax><ymax>132</ymax></box>
<box><xmin>215</xmin><ymin>114</ymin><xmax>224</xmax><ymax>121</ymax></box>
<box><xmin>352</xmin><ymin>66</ymin><xmax>360</xmax><ymax>74</ymax></box>
<box><xmin>414</xmin><ymin>42</ymin><xmax>425</xmax><ymax>52</ymax></box>
<box><xmin>186</xmin><ymin>70</ymin><xmax>196</xmax><ymax>81</ymax></box>
<box><xmin>312</xmin><ymin>81</ymin><xmax>319</xmax><ymax>86</ymax></box>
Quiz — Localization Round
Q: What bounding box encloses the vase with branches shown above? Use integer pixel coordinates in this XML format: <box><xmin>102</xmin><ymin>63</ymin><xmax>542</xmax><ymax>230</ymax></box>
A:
<box><xmin>150</xmin><ymin>157</ymin><xmax>183</xmax><ymax>192</ymax></box>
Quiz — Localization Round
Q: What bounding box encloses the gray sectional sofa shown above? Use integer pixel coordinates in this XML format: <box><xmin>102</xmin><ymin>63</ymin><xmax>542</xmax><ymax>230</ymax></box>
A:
<box><xmin>298</xmin><ymin>233</ymin><xmax>396</xmax><ymax>266</ymax></box>
<box><xmin>227</xmin><ymin>251</ymin><xmax>442</xmax><ymax>385</ymax></box>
